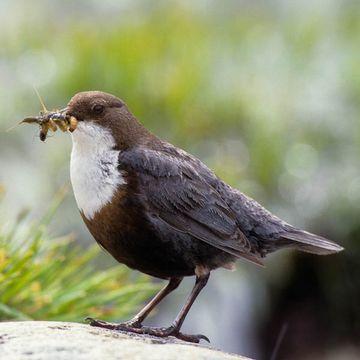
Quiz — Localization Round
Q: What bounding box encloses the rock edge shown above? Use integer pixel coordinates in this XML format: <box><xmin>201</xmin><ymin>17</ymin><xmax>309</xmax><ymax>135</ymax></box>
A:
<box><xmin>0</xmin><ymin>321</ymin><xmax>251</xmax><ymax>360</ymax></box>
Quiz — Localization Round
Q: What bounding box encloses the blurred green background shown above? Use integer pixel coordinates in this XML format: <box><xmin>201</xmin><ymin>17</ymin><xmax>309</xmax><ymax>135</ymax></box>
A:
<box><xmin>0</xmin><ymin>1</ymin><xmax>359</xmax><ymax>359</ymax></box>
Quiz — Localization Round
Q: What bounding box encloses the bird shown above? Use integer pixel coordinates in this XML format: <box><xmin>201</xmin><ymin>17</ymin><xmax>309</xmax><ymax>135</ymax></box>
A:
<box><xmin>63</xmin><ymin>90</ymin><xmax>343</xmax><ymax>343</ymax></box>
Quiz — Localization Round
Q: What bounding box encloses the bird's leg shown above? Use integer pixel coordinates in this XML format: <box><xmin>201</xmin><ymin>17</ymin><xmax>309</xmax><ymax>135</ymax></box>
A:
<box><xmin>117</xmin><ymin>272</ymin><xmax>211</xmax><ymax>343</ymax></box>
<box><xmin>88</xmin><ymin>273</ymin><xmax>211</xmax><ymax>343</ymax></box>
<box><xmin>154</xmin><ymin>272</ymin><xmax>211</xmax><ymax>343</ymax></box>
<box><xmin>120</xmin><ymin>277</ymin><xmax>183</xmax><ymax>328</ymax></box>
<box><xmin>86</xmin><ymin>277</ymin><xmax>183</xmax><ymax>330</ymax></box>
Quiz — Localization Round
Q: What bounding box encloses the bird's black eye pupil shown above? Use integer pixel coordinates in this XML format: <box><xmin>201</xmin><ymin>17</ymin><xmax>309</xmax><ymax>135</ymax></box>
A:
<box><xmin>93</xmin><ymin>104</ymin><xmax>104</xmax><ymax>114</ymax></box>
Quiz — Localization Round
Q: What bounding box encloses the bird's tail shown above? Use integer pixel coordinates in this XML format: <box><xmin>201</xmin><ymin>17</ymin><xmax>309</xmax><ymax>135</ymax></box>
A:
<box><xmin>280</xmin><ymin>230</ymin><xmax>343</xmax><ymax>255</ymax></box>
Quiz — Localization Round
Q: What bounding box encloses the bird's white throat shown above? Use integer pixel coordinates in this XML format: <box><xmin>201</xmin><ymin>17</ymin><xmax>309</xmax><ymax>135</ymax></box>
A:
<box><xmin>70</xmin><ymin>121</ymin><xmax>126</xmax><ymax>220</ymax></box>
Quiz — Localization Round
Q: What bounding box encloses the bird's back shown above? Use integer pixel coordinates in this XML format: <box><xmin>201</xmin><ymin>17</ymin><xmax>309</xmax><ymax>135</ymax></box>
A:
<box><xmin>157</xmin><ymin>141</ymin><xmax>343</xmax><ymax>257</ymax></box>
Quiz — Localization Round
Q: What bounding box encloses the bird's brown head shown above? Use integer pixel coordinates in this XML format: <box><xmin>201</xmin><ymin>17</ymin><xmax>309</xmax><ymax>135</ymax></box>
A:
<box><xmin>67</xmin><ymin>91</ymin><xmax>126</xmax><ymax>124</ymax></box>
<box><xmin>66</xmin><ymin>91</ymin><xmax>153</xmax><ymax>149</ymax></box>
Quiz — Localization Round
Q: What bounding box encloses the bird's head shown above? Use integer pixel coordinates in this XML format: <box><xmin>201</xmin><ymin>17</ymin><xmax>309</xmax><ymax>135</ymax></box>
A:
<box><xmin>66</xmin><ymin>91</ymin><xmax>126</xmax><ymax>124</ymax></box>
<box><xmin>65</xmin><ymin>91</ymin><xmax>152</xmax><ymax>149</ymax></box>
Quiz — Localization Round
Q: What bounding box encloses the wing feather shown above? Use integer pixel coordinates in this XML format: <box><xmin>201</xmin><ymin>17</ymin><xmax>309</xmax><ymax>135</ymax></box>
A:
<box><xmin>119</xmin><ymin>146</ymin><xmax>263</xmax><ymax>265</ymax></box>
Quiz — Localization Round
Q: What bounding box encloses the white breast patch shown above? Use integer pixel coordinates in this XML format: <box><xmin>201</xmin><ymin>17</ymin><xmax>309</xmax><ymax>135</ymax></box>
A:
<box><xmin>70</xmin><ymin>121</ymin><xmax>126</xmax><ymax>220</ymax></box>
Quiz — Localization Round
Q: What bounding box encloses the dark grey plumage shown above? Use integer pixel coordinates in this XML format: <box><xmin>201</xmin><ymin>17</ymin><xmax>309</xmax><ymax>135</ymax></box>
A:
<box><xmin>118</xmin><ymin>140</ymin><xmax>342</xmax><ymax>270</ymax></box>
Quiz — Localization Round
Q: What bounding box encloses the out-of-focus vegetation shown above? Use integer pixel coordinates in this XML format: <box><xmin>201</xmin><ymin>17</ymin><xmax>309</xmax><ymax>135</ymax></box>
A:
<box><xmin>0</xmin><ymin>1</ymin><xmax>359</xmax><ymax>358</ymax></box>
<box><xmin>0</xmin><ymin>190</ymin><xmax>159</xmax><ymax>322</ymax></box>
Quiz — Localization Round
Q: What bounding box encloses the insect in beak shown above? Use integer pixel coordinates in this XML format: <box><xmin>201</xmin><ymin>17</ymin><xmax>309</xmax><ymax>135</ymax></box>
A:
<box><xmin>16</xmin><ymin>102</ymin><xmax>77</xmax><ymax>142</ymax></box>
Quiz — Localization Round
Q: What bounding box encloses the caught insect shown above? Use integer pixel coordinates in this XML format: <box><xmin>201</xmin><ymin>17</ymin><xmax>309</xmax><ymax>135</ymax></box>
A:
<box><xmin>21</xmin><ymin>111</ymin><xmax>75</xmax><ymax>142</ymax></box>
<box><xmin>16</xmin><ymin>90</ymin><xmax>77</xmax><ymax>142</ymax></box>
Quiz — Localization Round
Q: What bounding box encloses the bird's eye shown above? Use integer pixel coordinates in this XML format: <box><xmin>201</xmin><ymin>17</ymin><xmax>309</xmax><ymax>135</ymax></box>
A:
<box><xmin>92</xmin><ymin>104</ymin><xmax>104</xmax><ymax>114</ymax></box>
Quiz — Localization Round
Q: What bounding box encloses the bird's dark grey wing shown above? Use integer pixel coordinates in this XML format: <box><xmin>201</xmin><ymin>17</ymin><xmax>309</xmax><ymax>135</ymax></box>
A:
<box><xmin>137</xmin><ymin>143</ymin><xmax>342</xmax><ymax>256</ymax></box>
<box><xmin>118</xmin><ymin>147</ymin><xmax>263</xmax><ymax>265</ymax></box>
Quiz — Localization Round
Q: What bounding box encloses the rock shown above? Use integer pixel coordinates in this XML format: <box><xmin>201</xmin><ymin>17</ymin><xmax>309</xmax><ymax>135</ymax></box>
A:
<box><xmin>0</xmin><ymin>321</ymin><xmax>251</xmax><ymax>360</ymax></box>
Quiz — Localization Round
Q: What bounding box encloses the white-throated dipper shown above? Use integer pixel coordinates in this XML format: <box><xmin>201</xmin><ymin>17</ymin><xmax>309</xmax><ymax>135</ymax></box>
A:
<box><xmin>63</xmin><ymin>91</ymin><xmax>343</xmax><ymax>343</ymax></box>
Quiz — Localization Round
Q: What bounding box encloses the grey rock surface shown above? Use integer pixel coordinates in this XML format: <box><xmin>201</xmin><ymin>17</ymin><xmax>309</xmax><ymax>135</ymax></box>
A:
<box><xmin>0</xmin><ymin>321</ymin><xmax>251</xmax><ymax>360</ymax></box>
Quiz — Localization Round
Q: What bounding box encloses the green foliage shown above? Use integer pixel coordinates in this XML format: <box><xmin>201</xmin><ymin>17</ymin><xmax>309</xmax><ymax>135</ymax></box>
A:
<box><xmin>0</xmin><ymin>193</ymin><xmax>160</xmax><ymax>322</ymax></box>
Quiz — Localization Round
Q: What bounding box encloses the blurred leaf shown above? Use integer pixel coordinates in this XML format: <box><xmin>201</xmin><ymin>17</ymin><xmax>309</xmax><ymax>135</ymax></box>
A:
<box><xmin>0</xmin><ymin>202</ymin><xmax>160</xmax><ymax>322</ymax></box>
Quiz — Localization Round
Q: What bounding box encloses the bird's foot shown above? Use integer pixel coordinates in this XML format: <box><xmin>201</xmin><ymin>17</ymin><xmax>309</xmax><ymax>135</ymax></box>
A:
<box><xmin>85</xmin><ymin>317</ymin><xmax>209</xmax><ymax>343</ymax></box>
<box><xmin>116</xmin><ymin>324</ymin><xmax>209</xmax><ymax>344</ymax></box>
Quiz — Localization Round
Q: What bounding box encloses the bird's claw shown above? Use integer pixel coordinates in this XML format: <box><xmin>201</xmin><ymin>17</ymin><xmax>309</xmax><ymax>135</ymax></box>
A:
<box><xmin>85</xmin><ymin>317</ymin><xmax>119</xmax><ymax>330</ymax></box>
<box><xmin>176</xmin><ymin>331</ymin><xmax>210</xmax><ymax>343</ymax></box>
